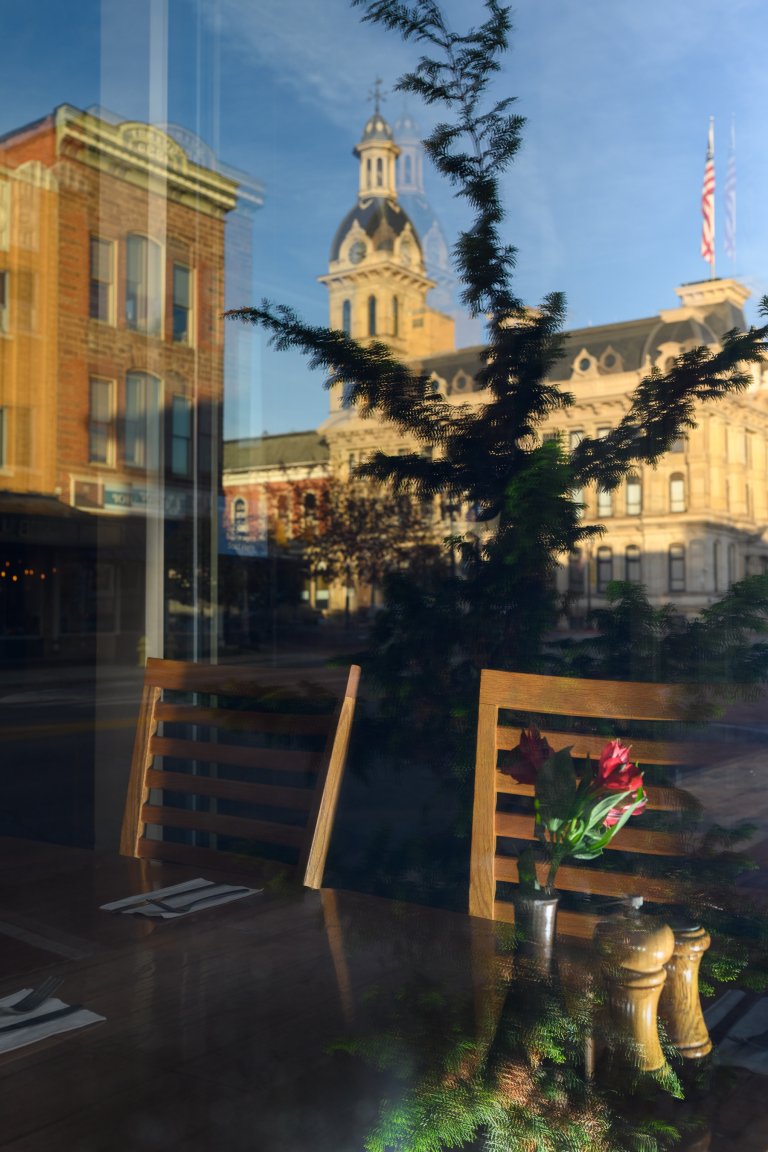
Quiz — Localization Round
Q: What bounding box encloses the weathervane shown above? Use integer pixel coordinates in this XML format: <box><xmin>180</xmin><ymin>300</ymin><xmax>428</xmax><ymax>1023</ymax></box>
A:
<box><xmin>368</xmin><ymin>77</ymin><xmax>386</xmax><ymax>115</ymax></box>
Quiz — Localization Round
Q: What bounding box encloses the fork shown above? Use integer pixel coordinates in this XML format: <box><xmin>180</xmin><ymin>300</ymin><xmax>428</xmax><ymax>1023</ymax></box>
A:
<box><xmin>0</xmin><ymin>974</ymin><xmax>64</xmax><ymax>1015</ymax></box>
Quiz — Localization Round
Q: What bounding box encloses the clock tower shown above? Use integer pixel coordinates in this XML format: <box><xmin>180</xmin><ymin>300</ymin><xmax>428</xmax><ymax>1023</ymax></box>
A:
<box><xmin>319</xmin><ymin>89</ymin><xmax>455</xmax><ymax>412</ymax></box>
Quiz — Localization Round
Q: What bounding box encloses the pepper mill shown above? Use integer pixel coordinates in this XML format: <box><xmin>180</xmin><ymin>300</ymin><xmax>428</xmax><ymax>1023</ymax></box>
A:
<box><xmin>659</xmin><ymin>922</ymin><xmax>712</xmax><ymax>1059</ymax></box>
<box><xmin>594</xmin><ymin>904</ymin><xmax>675</xmax><ymax>1073</ymax></box>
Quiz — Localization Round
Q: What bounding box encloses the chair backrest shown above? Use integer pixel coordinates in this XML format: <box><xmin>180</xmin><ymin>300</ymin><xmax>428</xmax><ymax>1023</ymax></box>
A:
<box><xmin>120</xmin><ymin>658</ymin><xmax>360</xmax><ymax>888</ymax></box>
<box><xmin>469</xmin><ymin>669</ymin><xmax>709</xmax><ymax>938</ymax></box>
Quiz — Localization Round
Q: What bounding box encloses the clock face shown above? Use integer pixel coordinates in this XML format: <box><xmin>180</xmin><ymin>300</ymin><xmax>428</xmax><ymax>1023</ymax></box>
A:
<box><xmin>349</xmin><ymin>240</ymin><xmax>367</xmax><ymax>265</ymax></box>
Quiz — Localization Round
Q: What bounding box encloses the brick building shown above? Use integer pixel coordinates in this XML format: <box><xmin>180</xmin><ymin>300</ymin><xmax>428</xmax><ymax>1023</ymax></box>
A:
<box><xmin>0</xmin><ymin>106</ymin><xmax>244</xmax><ymax>659</ymax></box>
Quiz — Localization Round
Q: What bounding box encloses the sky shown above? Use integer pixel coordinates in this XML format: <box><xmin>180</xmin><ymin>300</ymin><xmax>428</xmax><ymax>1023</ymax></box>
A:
<box><xmin>1</xmin><ymin>0</ymin><xmax>767</xmax><ymax>438</ymax></box>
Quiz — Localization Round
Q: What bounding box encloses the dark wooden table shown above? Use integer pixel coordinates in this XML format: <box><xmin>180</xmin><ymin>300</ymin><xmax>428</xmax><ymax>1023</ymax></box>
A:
<box><xmin>0</xmin><ymin>838</ymin><xmax>766</xmax><ymax>1152</ymax></box>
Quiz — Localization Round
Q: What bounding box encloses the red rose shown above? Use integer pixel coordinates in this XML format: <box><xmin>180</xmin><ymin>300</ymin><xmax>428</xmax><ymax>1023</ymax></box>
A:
<box><xmin>594</xmin><ymin>739</ymin><xmax>646</xmax><ymax>826</ymax></box>
<box><xmin>503</xmin><ymin>726</ymin><xmax>553</xmax><ymax>785</ymax></box>
<box><xmin>594</xmin><ymin>739</ymin><xmax>643</xmax><ymax>794</ymax></box>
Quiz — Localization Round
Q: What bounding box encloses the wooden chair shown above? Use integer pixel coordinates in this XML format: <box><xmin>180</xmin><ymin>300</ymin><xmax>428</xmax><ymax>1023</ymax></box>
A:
<box><xmin>120</xmin><ymin>658</ymin><xmax>360</xmax><ymax>889</ymax></box>
<box><xmin>469</xmin><ymin>669</ymin><xmax>710</xmax><ymax>939</ymax></box>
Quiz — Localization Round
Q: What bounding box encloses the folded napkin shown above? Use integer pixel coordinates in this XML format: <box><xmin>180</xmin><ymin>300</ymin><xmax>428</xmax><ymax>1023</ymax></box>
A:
<box><xmin>100</xmin><ymin>877</ymin><xmax>261</xmax><ymax>919</ymax></box>
<box><xmin>0</xmin><ymin>990</ymin><xmax>104</xmax><ymax>1055</ymax></box>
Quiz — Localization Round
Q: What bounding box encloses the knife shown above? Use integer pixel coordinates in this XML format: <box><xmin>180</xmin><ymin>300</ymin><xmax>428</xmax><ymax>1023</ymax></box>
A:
<box><xmin>127</xmin><ymin>885</ymin><xmax>254</xmax><ymax>913</ymax></box>
<box><xmin>0</xmin><ymin>1004</ymin><xmax>84</xmax><ymax>1035</ymax></box>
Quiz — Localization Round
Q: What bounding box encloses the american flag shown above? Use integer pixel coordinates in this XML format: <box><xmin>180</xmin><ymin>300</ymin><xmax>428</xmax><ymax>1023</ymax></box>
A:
<box><xmin>725</xmin><ymin>119</ymin><xmax>736</xmax><ymax>262</ymax></box>
<box><xmin>701</xmin><ymin>117</ymin><xmax>715</xmax><ymax>267</ymax></box>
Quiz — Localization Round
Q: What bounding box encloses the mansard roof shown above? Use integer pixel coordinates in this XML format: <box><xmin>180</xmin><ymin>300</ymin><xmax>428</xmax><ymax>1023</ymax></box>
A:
<box><xmin>224</xmin><ymin>431</ymin><xmax>329</xmax><ymax>471</ymax></box>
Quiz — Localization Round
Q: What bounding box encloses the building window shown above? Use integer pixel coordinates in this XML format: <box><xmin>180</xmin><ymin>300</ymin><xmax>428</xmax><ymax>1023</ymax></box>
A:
<box><xmin>571</xmin><ymin>487</ymin><xmax>585</xmax><ymax>520</ymax></box>
<box><xmin>713</xmin><ymin>539</ymin><xmax>721</xmax><ymax>593</ymax></box>
<box><xmin>368</xmin><ymin>294</ymin><xmax>376</xmax><ymax>336</ymax></box>
<box><xmin>626</xmin><ymin>474</ymin><xmax>642</xmax><ymax>516</ymax></box>
<box><xmin>376</xmin><ymin>157</ymin><xmax>383</xmax><ymax>187</ymax></box>
<box><xmin>670</xmin><ymin>436</ymin><xmax>686</xmax><ymax>453</ymax></box>
<box><xmin>569</xmin><ymin>429</ymin><xmax>583</xmax><ymax>450</ymax></box>
<box><xmin>89</xmin><ymin>237</ymin><xmax>114</xmax><ymax>322</ymax></box>
<box><xmin>233</xmin><ymin>498</ymin><xmax>247</xmax><ymax>536</ymax></box>
<box><xmin>0</xmin><ymin>270</ymin><xmax>9</xmax><ymax>333</ymax></box>
<box><xmin>171</xmin><ymin>395</ymin><xmax>192</xmax><ymax>477</ymax></box>
<box><xmin>16</xmin><ymin>270</ymin><xmax>36</xmax><ymax>332</ymax></box>
<box><xmin>625</xmin><ymin>545</ymin><xmax>642</xmax><ymax>583</ymax></box>
<box><xmin>126</xmin><ymin>234</ymin><xmax>162</xmax><ymax>335</ymax></box>
<box><xmin>392</xmin><ymin>295</ymin><xmax>399</xmax><ymax>337</ymax></box>
<box><xmin>341</xmin><ymin>299</ymin><xmax>351</xmax><ymax>336</ymax></box>
<box><xmin>568</xmin><ymin>550</ymin><xmax>585</xmax><ymax>594</ymax></box>
<box><xmin>125</xmin><ymin>372</ymin><xmax>147</xmax><ymax>467</ymax></box>
<box><xmin>597</xmin><ymin>426</ymin><xmax>611</xmax><ymax>439</ymax></box>
<box><xmin>597</xmin><ymin>486</ymin><xmax>613</xmax><ymax>517</ymax></box>
<box><xmin>596</xmin><ymin>546</ymin><xmax>613</xmax><ymax>592</ymax></box>
<box><xmin>172</xmin><ymin>264</ymin><xmax>192</xmax><ymax>344</ymax></box>
<box><xmin>404</xmin><ymin>155</ymin><xmax>412</xmax><ymax>184</ymax></box>
<box><xmin>669</xmin><ymin>472</ymin><xmax>686</xmax><ymax>512</ymax></box>
<box><xmin>669</xmin><ymin>545</ymin><xmax>686</xmax><ymax>592</ymax></box>
<box><xmin>727</xmin><ymin>543</ymin><xmax>737</xmax><ymax>586</ymax></box>
<box><xmin>89</xmin><ymin>378</ymin><xmax>114</xmax><ymax>465</ymax></box>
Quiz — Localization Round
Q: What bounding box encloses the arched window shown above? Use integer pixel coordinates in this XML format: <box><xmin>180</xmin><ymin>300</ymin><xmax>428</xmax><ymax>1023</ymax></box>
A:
<box><xmin>366</xmin><ymin>158</ymin><xmax>372</xmax><ymax>189</ymax></box>
<box><xmin>233</xmin><ymin>498</ymin><xmax>247</xmax><ymax>536</ymax></box>
<box><xmin>404</xmin><ymin>155</ymin><xmax>412</xmax><ymax>184</ymax></box>
<box><xmin>597</xmin><ymin>546</ymin><xmax>613</xmax><ymax>592</ymax></box>
<box><xmin>303</xmin><ymin>491</ymin><xmax>317</xmax><ymax>519</ymax></box>
<box><xmin>392</xmin><ymin>295</ymin><xmax>399</xmax><ymax>337</ymax></box>
<box><xmin>376</xmin><ymin>157</ymin><xmax>384</xmax><ymax>187</ymax></box>
<box><xmin>597</xmin><ymin>486</ymin><xmax>613</xmax><ymax>517</ymax></box>
<box><xmin>625</xmin><ymin>545</ymin><xmax>642</xmax><ymax>583</ymax></box>
<box><xmin>669</xmin><ymin>472</ymin><xmax>686</xmax><ymax>512</ymax></box>
<box><xmin>341</xmin><ymin>299</ymin><xmax>351</xmax><ymax>336</ymax></box>
<box><xmin>368</xmin><ymin>294</ymin><xmax>376</xmax><ymax>336</ymax></box>
<box><xmin>669</xmin><ymin>545</ymin><xmax>686</xmax><ymax>592</ymax></box>
<box><xmin>125</xmin><ymin>234</ymin><xmax>162</xmax><ymax>335</ymax></box>
<box><xmin>626</xmin><ymin>474</ymin><xmax>642</xmax><ymax>516</ymax></box>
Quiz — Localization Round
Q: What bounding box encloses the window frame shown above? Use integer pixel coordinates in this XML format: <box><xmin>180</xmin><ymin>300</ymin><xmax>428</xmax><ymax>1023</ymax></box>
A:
<box><xmin>669</xmin><ymin>544</ymin><xmax>686</xmax><ymax>593</ymax></box>
<box><xmin>89</xmin><ymin>377</ymin><xmax>115</xmax><ymax>466</ymax></box>
<box><xmin>597</xmin><ymin>486</ymin><xmax>613</xmax><ymax>517</ymax></box>
<box><xmin>669</xmin><ymin>472</ymin><xmax>686</xmax><ymax>513</ymax></box>
<box><xmin>233</xmin><ymin>497</ymin><xmax>248</xmax><ymax>537</ymax></box>
<box><xmin>626</xmin><ymin>473</ymin><xmax>642</xmax><ymax>516</ymax></box>
<box><xmin>596</xmin><ymin>545</ymin><xmax>613</xmax><ymax>593</ymax></box>
<box><xmin>625</xmin><ymin>544</ymin><xmax>642</xmax><ymax>584</ymax></box>
<box><xmin>89</xmin><ymin>236</ymin><xmax>114</xmax><ymax>324</ymax></box>
<box><xmin>170</xmin><ymin>393</ymin><xmax>193</xmax><ymax>478</ymax></box>
<box><xmin>171</xmin><ymin>263</ymin><xmax>193</xmax><ymax>345</ymax></box>
<box><xmin>125</xmin><ymin>233</ymin><xmax>163</xmax><ymax>336</ymax></box>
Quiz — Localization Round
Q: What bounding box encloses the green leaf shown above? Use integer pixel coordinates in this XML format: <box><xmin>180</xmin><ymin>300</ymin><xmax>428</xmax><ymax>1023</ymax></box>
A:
<box><xmin>535</xmin><ymin>747</ymin><xmax>577</xmax><ymax>828</ymax></box>
<box><xmin>517</xmin><ymin>845</ymin><xmax>539</xmax><ymax>892</ymax></box>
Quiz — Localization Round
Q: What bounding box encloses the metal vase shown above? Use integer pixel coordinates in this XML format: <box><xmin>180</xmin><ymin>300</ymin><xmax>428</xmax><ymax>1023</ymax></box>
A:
<box><xmin>513</xmin><ymin>892</ymin><xmax>559</xmax><ymax>972</ymax></box>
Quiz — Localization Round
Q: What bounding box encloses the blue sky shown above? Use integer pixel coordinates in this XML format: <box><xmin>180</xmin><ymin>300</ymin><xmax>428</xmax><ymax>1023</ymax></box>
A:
<box><xmin>1</xmin><ymin>0</ymin><xmax>767</xmax><ymax>437</ymax></box>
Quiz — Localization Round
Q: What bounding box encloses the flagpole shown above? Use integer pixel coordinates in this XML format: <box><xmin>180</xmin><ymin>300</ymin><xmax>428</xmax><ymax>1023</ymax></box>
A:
<box><xmin>701</xmin><ymin>116</ymin><xmax>716</xmax><ymax>279</ymax></box>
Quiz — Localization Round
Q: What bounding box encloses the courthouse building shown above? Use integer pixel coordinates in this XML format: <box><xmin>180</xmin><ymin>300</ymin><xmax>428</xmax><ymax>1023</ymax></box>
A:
<box><xmin>225</xmin><ymin>107</ymin><xmax>768</xmax><ymax>621</ymax></box>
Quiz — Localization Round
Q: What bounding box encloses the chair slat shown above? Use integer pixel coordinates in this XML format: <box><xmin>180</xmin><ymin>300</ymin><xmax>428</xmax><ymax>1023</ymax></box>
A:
<box><xmin>155</xmin><ymin>701</ymin><xmax>330</xmax><ymax>736</ymax></box>
<box><xmin>480</xmin><ymin>669</ymin><xmax>699</xmax><ymax>722</ymax></box>
<box><xmin>495</xmin><ymin>727</ymin><xmax>699</xmax><ymax>766</ymax></box>
<box><xmin>145</xmin><ymin>767</ymin><xmax>314</xmax><ymax>810</ymax></box>
<box><xmin>494</xmin><ymin>855</ymin><xmax>682</xmax><ymax>903</ymax></box>
<box><xmin>495</xmin><ymin>810</ymin><xmax>685</xmax><ymax>857</ymax></box>
<box><xmin>140</xmin><ymin>803</ymin><xmax>306</xmax><ymax>848</ymax></box>
<box><xmin>495</xmin><ymin>772</ymin><xmax>697</xmax><ymax>814</ymax></box>
<box><xmin>148</xmin><ymin>735</ymin><xmax>318</xmax><ymax>775</ymax></box>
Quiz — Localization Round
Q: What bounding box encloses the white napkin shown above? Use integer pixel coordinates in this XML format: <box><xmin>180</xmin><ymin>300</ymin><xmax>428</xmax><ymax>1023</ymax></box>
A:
<box><xmin>0</xmin><ymin>990</ymin><xmax>105</xmax><ymax>1054</ymax></box>
<box><xmin>100</xmin><ymin>877</ymin><xmax>261</xmax><ymax>919</ymax></box>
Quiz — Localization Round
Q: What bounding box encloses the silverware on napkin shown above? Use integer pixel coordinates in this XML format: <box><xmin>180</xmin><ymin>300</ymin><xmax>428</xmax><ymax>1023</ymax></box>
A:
<box><xmin>0</xmin><ymin>1004</ymin><xmax>84</xmax><ymax>1035</ymax></box>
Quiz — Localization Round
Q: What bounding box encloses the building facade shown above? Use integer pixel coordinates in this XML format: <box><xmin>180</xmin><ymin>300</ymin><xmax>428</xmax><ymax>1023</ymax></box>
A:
<box><xmin>0</xmin><ymin>105</ymin><xmax>244</xmax><ymax>659</ymax></box>
<box><xmin>224</xmin><ymin>108</ymin><xmax>768</xmax><ymax>623</ymax></box>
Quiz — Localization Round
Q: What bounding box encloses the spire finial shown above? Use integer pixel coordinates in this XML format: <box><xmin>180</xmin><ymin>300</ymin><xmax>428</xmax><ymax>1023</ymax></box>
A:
<box><xmin>368</xmin><ymin>77</ymin><xmax>386</xmax><ymax>116</ymax></box>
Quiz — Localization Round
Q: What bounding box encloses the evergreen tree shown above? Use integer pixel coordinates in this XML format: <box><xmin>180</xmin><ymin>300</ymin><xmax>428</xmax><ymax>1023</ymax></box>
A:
<box><xmin>228</xmin><ymin>0</ymin><xmax>768</xmax><ymax>689</ymax></box>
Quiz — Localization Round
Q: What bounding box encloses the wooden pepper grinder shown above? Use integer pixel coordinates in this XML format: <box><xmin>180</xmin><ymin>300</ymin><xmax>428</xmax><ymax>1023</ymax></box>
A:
<box><xmin>659</xmin><ymin>922</ymin><xmax>712</xmax><ymax>1059</ymax></box>
<box><xmin>594</xmin><ymin>898</ymin><xmax>675</xmax><ymax>1073</ymax></box>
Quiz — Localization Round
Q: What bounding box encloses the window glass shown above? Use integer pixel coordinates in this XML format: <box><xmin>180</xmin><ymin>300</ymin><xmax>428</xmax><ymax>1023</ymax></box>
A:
<box><xmin>625</xmin><ymin>544</ymin><xmax>641</xmax><ymax>583</ymax></box>
<box><xmin>89</xmin><ymin>378</ymin><xmax>113</xmax><ymax>464</ymax></box>
<box><xmin>626</xmin><ymin>474</ymin><xmax>641</xmax><ymax>515</ymax></box>
<box><xmin>171</xmin><ymin>395</ymin><xmax>192</xmax><ymax>477</ymax></box>
<box><xmin>126</xmin><ymin>234</ymin><xmax>162</xmax><ymax>335</ymax></box>
<box><xmin>368</xmin><ymin>294</ymin><xmax>376</xmax><ymax>336</ymax></box>
<box><xmin>172</xmin><ymin>264</ymin><xmax>192</xmax><ymax>344</ymax></box>
<box><xmin>233</xmin><ymin>498</ymin><xmax>247</xmax><ymax>536</ymax></box>
<box><xmin>669</xmin><ymin>544</ymin><xmax>686</xmax><ymax>592</ymax></box>
<box><xmin>597</xmin><ymin>486</ymin><xmax>613</xmax><ymax>517</ymax></box>
<box><xmin>596</xmin><ymin>546</ymin><xmax>613</xmax><ymax>592</ymax></box>
<box><xmin>125</xmin><ymin>373</ymin><xmax>146</xmax><ymax>468</ymax></box>
<box><xmin>89</xmin><ymin>237</ymin><xmax>113</xmax><ymax>322</ymax></box>
<box><xmin>669</xmin><ymin>472</ymin><xmax>686</xmax><ymax>512</ymax></box>
<box><xmin>569</xmin><ymin>429</ymin><xmax>583</xmax><ymax>450</ymax></box>
<box><xmin>342</xmin><ymin>299</ymin><xmax>351</xmax><ymax>336</ymax></box>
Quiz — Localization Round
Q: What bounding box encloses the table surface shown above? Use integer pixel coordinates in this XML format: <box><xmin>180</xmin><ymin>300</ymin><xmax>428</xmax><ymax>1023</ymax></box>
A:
<box><xmin>0</xmin><ymin>838</ymin><xmax>766</xmax><ymax>1152</ymax></box>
